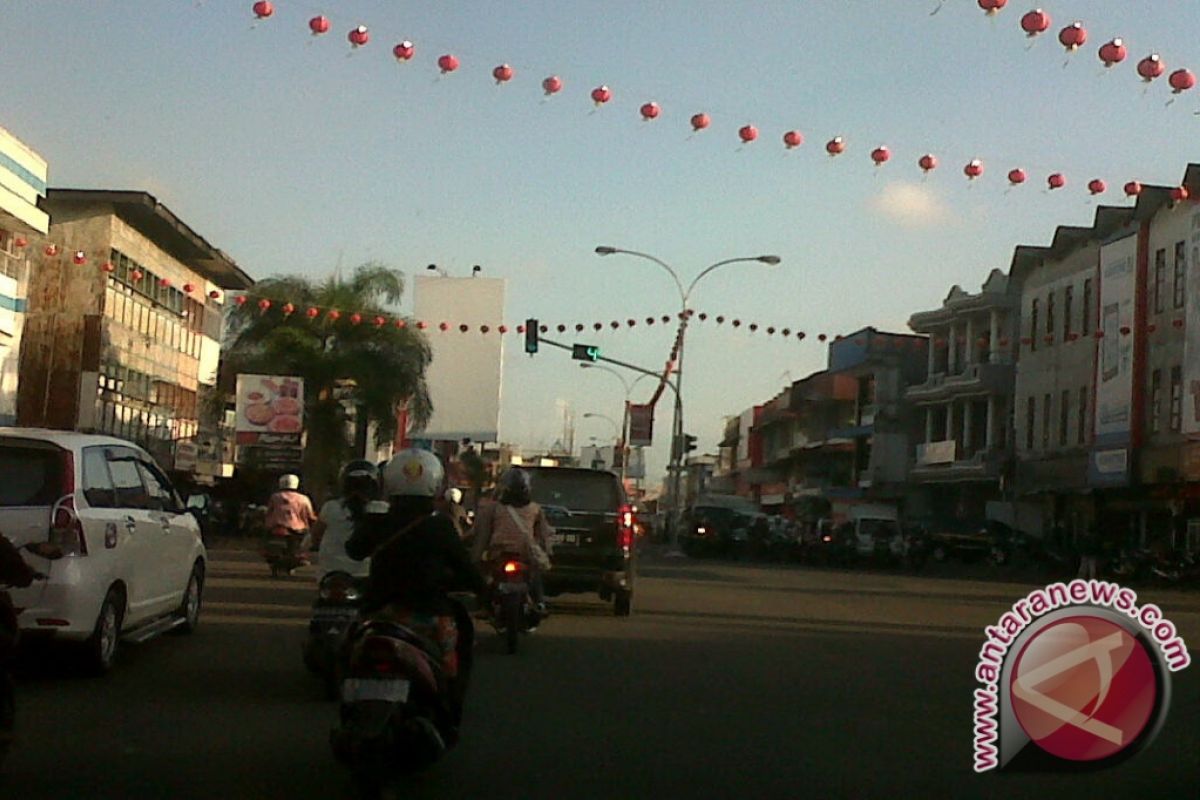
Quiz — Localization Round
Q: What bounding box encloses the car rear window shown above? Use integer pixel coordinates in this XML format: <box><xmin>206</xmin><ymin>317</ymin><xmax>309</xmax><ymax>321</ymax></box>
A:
<box><xmin>0</xmin><ymin>442</ymin><xmax>64</xmax><ymax>507</ymax></box>
<box><xmin>529</xmin><ymin>470</ymin><xmax>620</xmax><ymax>513</ymax></box>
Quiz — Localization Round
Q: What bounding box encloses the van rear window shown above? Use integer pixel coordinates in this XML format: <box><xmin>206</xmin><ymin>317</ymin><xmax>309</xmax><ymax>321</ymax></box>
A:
<box><xmin>0</xmin><ymin>443</ymin><xmax>64</xmax><ymax>507</ymax></box>
<box><xmin>529</xmin><ymin>470</ymin><xmax>620</xmax><ymax>513</ymax></box>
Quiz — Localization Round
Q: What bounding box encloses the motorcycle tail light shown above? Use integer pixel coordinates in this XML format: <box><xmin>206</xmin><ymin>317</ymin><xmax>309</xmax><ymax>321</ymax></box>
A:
<box><xmin>617</xmin><ymin>504</ymin><xmax>634</xmax><ymax>551</ymax></box>
<box><xmin>822</xmin><ymin>535</ymin><xmax>833</xmax><ymax>543</ymax></box>
<box><xmin>503</xmin><ymin>561</ymin><xmax>521</xmax><ymax>574</ymax></box>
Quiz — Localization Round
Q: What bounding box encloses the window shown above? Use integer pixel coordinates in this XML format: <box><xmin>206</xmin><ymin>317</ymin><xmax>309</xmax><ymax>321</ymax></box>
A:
<box><xmin>1060</xmin><ymin>389</ymin><xmax>1070</xmax><ymax>446</ymax></box>
<box><xmin>1063</xmin><ymin>285</ymin><xmax>1073</xmax><ymax>339</ymax></box>
<box><xmin>1171</xmin><ymin>366</ymin><xmax>1183</xmax><ymax>432</ymax></box>
<box><xmin>82</xmin><ymin>447</ymin><xmax>116</xmax><ymax>508</ymax></box>
<box><xmin>1154</xmin><ymin>249</ymin><xmax>1166</xmax><ymax>314</ymax></box>
<box><xmin>0</xmin><ymin>443</ymin><xmax>63</xmax><ymax>507</ymax></box>
<box><xmin>1042</xmin><ymin>393</ymin><xmax>1052</xmax><ymax>450</ymax></box>
<box><xmin>1150</xmin><ymin>370</ymin><xmax>1163</xmax><ymax>435</ymax></box>
<box><xmin>1175</xmin><ymin>241</ymin><xmax>1187</xmax><ymax>310</ymax></box>
<box><xmin>107</xmin><ymin>451</ymin><xmax>149</xmax><ymax>509</ymax></box>
<box><xmin>1029</xmin><ymin>299</ymin><xmax>1039</xmax><ymax>352</ymax></box>
<box><xmin>1026</xmin><ymin>397</ymin><xmax>1036</xmax><ymax>451</ymax></box>
<box><xmin>1046</xmin><ymin>290</ymin><xmax>1055</xmax><ymax>337</ymax></box>
<box><xmin>1082</xmin><ymin>279</ymin><xmax>1093</xmax><ymax>335</ymax></box>
<box><xmin>1078</xmin><ymin>386</ymin><xmax>1089</xmax><ymax>445</ymax></box>
<box><xmin>137</xmin><ymin>460</ymin><xmax>179</xmax><ymax>512</ymax></box>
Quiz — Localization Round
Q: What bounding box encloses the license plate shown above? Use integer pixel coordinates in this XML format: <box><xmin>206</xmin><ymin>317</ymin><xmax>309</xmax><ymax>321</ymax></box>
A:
<box><xmin>551</xmin><ymin>533</ymin><xmax>579</xmax><ymax>545</ymax></box>
<box><xmin>342</xmin><ymin>678</ymin><xmax>410</xmax><ymax>703</ymax></box>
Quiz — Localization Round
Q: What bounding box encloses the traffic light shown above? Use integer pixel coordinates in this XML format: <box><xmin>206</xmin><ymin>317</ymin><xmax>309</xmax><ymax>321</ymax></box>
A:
<box><xmin>525</xmin><ymin>318</ymin><xmax>539</xmax><ymax>354</ymax></box>
<box><xmin>571</xmin><ymin>343</ymin><xmax>601</xmax><ymax>362</ymax></box>
<box><xmin>683</xmin><ymin>434</ymin><xmax>698</xmax><ymax>454</ymax></box>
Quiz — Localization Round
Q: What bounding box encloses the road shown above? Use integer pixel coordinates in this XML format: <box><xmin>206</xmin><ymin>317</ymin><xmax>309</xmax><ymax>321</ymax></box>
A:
<box><xmin>3</xmin><ymin>547</ymin><xmax>1198</xmax><ymax>799</ymax></box>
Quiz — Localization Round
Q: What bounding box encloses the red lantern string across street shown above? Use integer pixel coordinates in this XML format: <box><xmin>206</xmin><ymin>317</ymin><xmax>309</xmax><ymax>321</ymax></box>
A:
<box><xmin>208</xmin><ymin>290</ymin><xmax>220</xmax><ymax>300</ymax></box>
<box><xmin>978</xmin><ymin>0</ymin><xmax>1006</xmax><ymax>16</ymax></box>
<box><xmin>374</xmin><ymin>316</ymin><xmax>387</xmax><ymax>327</ymax></box>
<box><xmin>783</xmin><ymin>130</ymin><xmax>803</xmax><ymax>149</ymax></box>
<box><xmin>281</xmin><ymin>303</ymin><xmax>295</xmax><ymax>316</ymax></box>
<box><xmin>690</xmin><ymin>113</ymin><xmax>710</xmax><ymax>132</ymax></box>
<box><xmin>438</xmin><ymin>54</ymin><xmax>460</xmax><ymax>74</ymax></box>
<box><xmin>1137</xmin><ymin>54</ymin><xmax>1165</xmax><ymax>83</ymax></box>
<box><xmin>1098</xmin><ymin>38</ymin><xmax>1126</xmax><ymax>68</ymax></box>
<box><xmin>309</xmin><ymin>16</ymin><xmax>330</xmax><ymax>36</ymax></box>
<box><xmin>1124</xmin><ymin>181</ymin><xmax>1143</xmax><ymax>197</ymax></box>
<box><xmin>252</xmin><ymin>1</ymin><xmax>273</xmax><ymax>20</ymax></box>
<box><xmin>306</xmin><ymin>307</ymin><xmax>319</xmax><ymax>319</ymax></box>
<box><xmin>1171</xmin><ymin>186</ymin><xmax>1191</xmax><ymax>203</ymax></box>
<box><xmin>492</xmin><ymin>64</ymin><xmax>513</xmax><ymax>84</ymax></box>
<box><xmin>1169</xmin><ymin>69</ymin><xmax>1196</xmax><ymax>94</ymax></box>
<box><xmin>13</xmin><ymin>236</ymin><xmax>26</xmax><ymax>249</ymax></box>
<box><xmin>640</xmin><ymin>102</ymin><xmax>661</xmax><ymax>121</ymax></box>
<box><xmin>72</xmin><ymin>250</ymin><xmax>87</xmax><ymax>265</ymax></box>
<box><xmin>964</xmin><ymin>159</ymin><xmax>984</xmax><ymax>180</ymax></box>
<box><xmin>1058</xmin><ymin>21</ymin><xmax>1086</xmax><ymax>53</ymax></box>
<box><xmin>393</xmin><ymin>41</ymin><xmax>415</xmax><ymax>61</ymax></box>
<box><xmin>1008</xmin><ymin>168</ymin><xmax>1027</xmax><ymax>186</ymax></box>
<box><xmin>44</xmin><ymin>244</ymin><xmax>59</xmax><ymax>257</ymax></box>
<box><xmin>825</xmin><ymin>137</ymin><xmax>846</xmax><ymax>156</ymax></box>
<box><xmin>591</xmin><ymin>86</ymin><xmax>612</xmax><ymax>106</ymax></box>
<box><xmin>871</xmin><ymin>146</ymin><xmax>891</xmax><ymax>166</ymax></box>
<box><xmin>234</xmin><ymin>295</ymin><xmax>247</xmax><ymax>306</ymax></box>
<box><xmin>542</xmin><ymin>76</ymin><xmax>562</xmax><ymax>96</ymax></box>
<box><xmin>328</xmin><ymin>310</ymin><xmax>341</xmax><ymax>321</ymax></box>
<box><xmin>1047</xmin><ymin>173</ymin><xmax>1066</xmax><ymax>190</ymax></box>
<box><xmin>738</xmin><ymin>125</ymin><xmax>759</xmax><ymax>144</ymax></box>
<box><xmin>129</xmin><ymin>269</ymin><xmax>143</xmax><ymax>282</ymax></box>
<box><xmin>257</xmin><ymin>298</ymin><xmax>271</xmax><ymax>312</ymax></box>
<box><xmin>183</xmin><ymin>283</ymin><xmax>195</xmax><ymax>293</ymax></box>
<box><xmin>1020</xmin><ymin>9</ymin><xmax>1051</xmax><ymax>38</ymax></box>
<box><xmin>1088</xmin><ymin>179</ymin><xmax>1107</xmax><ymax>195</ymax></box>
<box><xmin>348</xmin><ymin>26</ymin><xmax>369</xmax><ymax>48</ymax></box>
<box><xmin>919</xmin><ymin>154</ymin><xmax>938</xmax><ymax>173</ymax></box>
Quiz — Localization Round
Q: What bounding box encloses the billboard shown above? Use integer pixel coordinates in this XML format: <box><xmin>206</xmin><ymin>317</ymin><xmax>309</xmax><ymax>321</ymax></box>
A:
<box><xmin>235</xmin><ymin>374</ymin><xmax>304</xmax><ymax>467</ymax></box>
<box><xmin>628</xmin><ymin>403</ymin><xmax>654</xmax><ymax>447</ymax></box>
<box><xmin>412</xmin><ymin>276</ymin><xmax>505</xmax><ymax>443</ymax></box>
<box><xmin>1094</xmin><ymin>235</ymin><xmax>1137</xmax><ymax>441</ymax></box>
<box><xmin>1183</xmin><ymin>207</ymin><xmax>1200</xmax><ymax>435</ymax></box>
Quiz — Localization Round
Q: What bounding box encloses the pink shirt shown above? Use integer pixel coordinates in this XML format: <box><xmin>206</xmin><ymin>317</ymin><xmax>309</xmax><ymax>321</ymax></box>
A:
<box><xmin>265</xmin><ymin>490</ymin><xmax>318</xmax><ymax>533</ymax></box>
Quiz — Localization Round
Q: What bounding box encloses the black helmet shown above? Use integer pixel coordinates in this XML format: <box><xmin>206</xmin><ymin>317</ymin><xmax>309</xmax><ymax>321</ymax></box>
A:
<box><xmin>341</xmin><ymin>459</ymin><xmax>380</xmax><ymax>498</ymax></box>
<box><xmin>497</xmin><ymin>468</ymin><xmax>532</xmax><ymax>507</ymax></box>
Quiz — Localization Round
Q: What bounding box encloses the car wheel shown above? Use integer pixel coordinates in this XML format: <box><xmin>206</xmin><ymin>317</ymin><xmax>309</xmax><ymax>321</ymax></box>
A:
<box><xmin>175</xmin><ymin>563</ymin><xmax>204</xmax><ymax>634</ymax></box>
<box><xmin>613</xmin><ymin>589</ymin><xmax>632</xmax><ymax>617</ymax></box>
<box><xmin>84</xmin><ymin>589</ymin><xmax>123</xmax><ymax>675</ymax></box>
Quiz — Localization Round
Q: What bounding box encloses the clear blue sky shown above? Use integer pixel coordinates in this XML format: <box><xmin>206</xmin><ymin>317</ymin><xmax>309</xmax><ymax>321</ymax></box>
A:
<box><xmin>4</xmin><ymin>1</ymin><xmax>1199</xmax><ymax>482</ymax></box>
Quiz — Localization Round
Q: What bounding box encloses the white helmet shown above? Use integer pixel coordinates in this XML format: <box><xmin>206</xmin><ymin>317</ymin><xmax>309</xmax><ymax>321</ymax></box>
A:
<box><xmin>445</xmin><ymin>487</ymin><xmax>463</xmax><ymax>504</ymax></box>
<box><xmin>278</xmin><ymin>474</ymin><xmax>300</xmax><ymax>491</ymax></box>
<box><xmin>382</xmin><ymin>449</ymin><xmax>444</xmax><ymax>498</ymax></box>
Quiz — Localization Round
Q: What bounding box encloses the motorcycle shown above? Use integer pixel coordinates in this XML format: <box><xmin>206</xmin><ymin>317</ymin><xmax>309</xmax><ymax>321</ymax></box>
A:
<box><xmin>330</xmin><ymin>612</ymin><xmax>461</xmax><ymax>797</ymax></box>
<box><xmin>487</xmin><ymin>554</ymin><xmax>541</xmax><ymax>654</ymax></box>
<box><xmin>1</xmin><ymin>542</ymin><xmax>62</xmax><ymax>770</ymax></box>
<box><xmin>262</xmin><ymin>528</ymin><xmax>308</xmax><ymax>578</ymax></box>
<box><xmin>302</xmin><ymin>571</ymin><xmax>366</xmax><ymax>698</ymax></box>
<box><xmin>1150</xmin><ymin>550</ymin><xmax>1200</xmax><ymax>586</ymax></box>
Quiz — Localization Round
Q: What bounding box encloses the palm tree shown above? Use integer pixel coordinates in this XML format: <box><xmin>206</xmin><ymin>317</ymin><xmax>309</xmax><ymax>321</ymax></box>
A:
<box><xmin>220</xmin><ymin>263</ymin><xmax>432</xmax><ymax>499</ymax></box>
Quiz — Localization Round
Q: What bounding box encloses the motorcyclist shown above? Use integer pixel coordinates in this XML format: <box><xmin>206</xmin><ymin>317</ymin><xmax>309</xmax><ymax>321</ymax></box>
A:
<box><xmin>308</xmin><ymin>460</ymin><xmax>379</xmax><ymax>580</ymax></box>
<box><xmin>264</xmin><ymin>474</ymin><xmax>317</xmax><ymax>568</ymax></box>
<box><xmin>1</xmin><ymin>533</ymin><xmax>60</xmax><ymax>754</ymax></box>
<box><xmin>344</xmin><ymin>449</ymin><xmax>485</xmax><ymax>742</ymax></box>
<box><xmin>469</xmin><ymin>468</ymin><xmax>554</xmax><ymax>614</ymax></box>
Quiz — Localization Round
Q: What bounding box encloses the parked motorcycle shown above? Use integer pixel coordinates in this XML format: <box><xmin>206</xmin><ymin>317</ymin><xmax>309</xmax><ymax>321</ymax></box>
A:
<box><xmin>303</xmin><ymin>571</ymin><xmax>366</xmax><ymax>698</ymax></box>
<box><xmin>1150</xmin><ymin>550</ymin><xmax>1200</xmax><ymax>586</ymax></box>
<box><xmin>1106</xmin><ymin>548</ymin><xmax>1155</xmax><ymax>583</ymax></box>
<box><xmin>330</xmin><ymin>614</ymin><xmax>459</xmax><ymax>797</ymax></box>
<box><xmin>487</xmin><ymin>554</ymin><xmax>541</xmax><ymax>654</ymax></box>
<box><xmin>263</xmin><ymin>529</ymin><xmax>308</xmax><ymax>578</ymax></box>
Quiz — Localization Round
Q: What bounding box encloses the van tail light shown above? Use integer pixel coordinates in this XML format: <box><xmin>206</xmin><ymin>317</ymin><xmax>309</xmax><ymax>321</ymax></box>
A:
<box><xmin>617</xmin><ymin>504</ymin><xmax>634</xmax><ymax>551</ymax></box>
<box><xmin>50</xmin><ymin>495</ymin><xmax>87</xmax><ymax>557</ymax></box>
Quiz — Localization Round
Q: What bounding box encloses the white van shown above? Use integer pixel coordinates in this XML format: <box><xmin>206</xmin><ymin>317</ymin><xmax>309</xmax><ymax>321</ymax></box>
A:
<box><xmin>0</xmin><ymin>429</ymin><xmax>206</xmax><ymax>673</ymax></box>
<box><xmin>848</xmin><ymin>504</ymin><xmax>902</xmax><ymax>558</ymax></box>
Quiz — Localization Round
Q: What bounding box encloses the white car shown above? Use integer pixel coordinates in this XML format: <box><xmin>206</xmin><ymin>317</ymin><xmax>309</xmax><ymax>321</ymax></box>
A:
<box><xmin>0</xmin><ymin>429</ymin><xmax>206</xmax><ymax>673</ymax></box>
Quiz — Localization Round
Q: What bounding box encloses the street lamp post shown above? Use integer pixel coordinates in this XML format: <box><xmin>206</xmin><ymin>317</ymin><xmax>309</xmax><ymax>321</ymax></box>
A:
<box><xmin>594</xmin><ymin>247</ymin><xmax>781</xmax><ymax>554</ymax></box>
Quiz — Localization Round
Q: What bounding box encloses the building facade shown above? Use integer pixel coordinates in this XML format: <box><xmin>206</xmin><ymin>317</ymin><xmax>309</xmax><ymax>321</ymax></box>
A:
<box><xmin>18</xmin><ymin>190</ymin><xmax>253</xmax><ymax>476</ymax></box>
<box><xmin>0</xmin><ymin>126</ymin><xmax>50</xmax><ymax>425</ymax></box>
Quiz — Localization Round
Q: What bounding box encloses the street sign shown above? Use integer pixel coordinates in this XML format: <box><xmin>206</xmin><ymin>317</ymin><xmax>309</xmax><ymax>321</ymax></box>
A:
<box><xmin>628</xmin><ymin>403</ymin><xmax>654</xmax><ymax>446</ymax></box>
<box><xmin>571</xmin><ymin>343</ymin><xmax>601</xmax><ymax>362</ymax></box>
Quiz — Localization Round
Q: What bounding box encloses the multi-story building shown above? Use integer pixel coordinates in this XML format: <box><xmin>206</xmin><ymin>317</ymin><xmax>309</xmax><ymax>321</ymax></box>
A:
<box><xmin>906</xmin><ymin>269</ymin><xmax>1018</xmax><ymax>521</ymax></box>
<box><xmin>18</xmin><ymin>189</ymin><xmax>253</xmax><ymax>476</ymax></box>
<box><xmin>0</xmin><ymin>126</ymin><xmax>49</xmax><ymax>425</ymax></box>
<box><xmin>752</xmin><ymin>385</ymin><xmax>796</xmax><ymax>513</ymax></box>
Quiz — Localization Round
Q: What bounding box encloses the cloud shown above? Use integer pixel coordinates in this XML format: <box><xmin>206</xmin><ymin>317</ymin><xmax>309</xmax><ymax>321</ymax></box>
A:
<box><xmin>869</xmin><ymin>182</ymin><xmax>951</xmax><ymax>228</ymax></box>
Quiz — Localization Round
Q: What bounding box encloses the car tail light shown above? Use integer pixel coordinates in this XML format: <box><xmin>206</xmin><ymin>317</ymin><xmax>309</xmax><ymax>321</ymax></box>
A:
<box><xmin>617</xmin><ymin>504</ymin><xmax>634</xmax><ymax>551</ymax></box>
<box><xmin>50</xmin><ymin>492</ymin><xmax>87</xmax><ymax>557</ymax></box>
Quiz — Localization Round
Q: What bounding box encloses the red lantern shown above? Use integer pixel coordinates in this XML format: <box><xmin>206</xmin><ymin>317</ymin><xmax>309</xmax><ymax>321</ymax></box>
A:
<box><xmin>44</xmin><ymin>244</ymin><xmax>59</xmax><ymax>257</ymax></box>
<box><xmin>395</xmin><ymin>319</ymin><xmax>407</xmax><ymax>329</ymax></box>
<box><xmin>252</xmin><ymin>1</ymin><xmax>273</xmax><ymax>20</ymax></box>
<box><xmin>1008</xmin><ymin>168</ymin><xmax>1027</xmax><ymax>186</ymax></box>
<box><xmin>158</xmin><ymin>278</ymin><xmax>171</xmax><ymax>288</ymax></box>
<box><xmin>1124</xmin><ymin>180</ymin><xmax>1143</xmax><ymax>197</ymax></box>
<box><xmin>328</xmin><ymin>309</ymin><xmax>341</xmax><ymax>321</ymax></box>
<box><xmin>781</xmin><ymin>328</ymin><xmax>790</xmax><ymax>336</ymax></box>
<box><xmin>1087</xmin><ymin>179</ymin><xmax>1107</xmax><ymax>195</ymax></box>
<box><xmin>782</xmin><ymin>130</ymin><xmax>804</xmax><ymax>149</ymax></box>
<box><xmin>715</xmin><ymin>316</ymin><xmax>725</xmax><ymax>324</ymax></box>
<box><xmin>825</xmin><ymin>136</ymin><xmax>846</xmax><ymax>156</ymax></box>
<box><xmin>348</xmin><ymin>26</ymin><xmax>369</xmax><ymax>48</ymax></box>
<box><xmin>606</xmin><ymin>321</ymin><xmax>616</xmax><ymax>330</ymax></box>
<box><xmin>305</xmin><ymin>306</ymin><xmax>319</xmax><ymax>319</ymax></box>
<box><xmin>640</xmin><ymin>102</ymin><xmax>661</xmax><ymax>121</ymax></box>
<box><xmin>1148</xmin><ymin>323</ymin><xmax>1158</xmax><ymax>333</ymax></box>
<box><xmin>796</xmin><ymin>332</ymin><xmax>806</xmax><ymax>340</ymax></box>
<box><xmin>347</xmin><ymin>313</ymin><xmax>361</xmax><ymax>325</ymax></box>
<box><xmin>591</xmin><ymin>85</ymin><xmax>612</xmax><ymax>106</ymax></box>
<box><xmin>208</xmin><ymin>290</ymin><xmax>221</xmax><ymax>300</ymax></box>
<box><xmin>767</xmin><ymin>327</ymin><xmax>776</xmax><ymax>335</ymax></box>
<box><xmin>738</xmin><ymin>125</ymin><xmax>759</xmax><ymax>144</ymax></box>
<box><xmin>308</xmin><ymin>15</ymin><xmax>330</xmax><ymax>36</ymax></box>
<box><xmin>570</xmin><ymin>323</ymin><xmax>581</xmax><ymax>332</ymax></box>
<box><xmin>539</xmin><ymin>325</ymin><xmax>548</xmax><ymax>334</ymax></box>
<box><xmin>978</xmin><ymin>0</ymin><xmax>1007</xmax><ymax>15</ymax></box>
<box><xmin>1137</xmin><ymin>54</ymin><xmax>1165</xmax><ymax>82</ymax></box>
<box><xmin>281</xmin><ymin>303</ymin><xmax>295</xmax><ymax>316</ymax></box>
<box><xmin>645</xmin><ymin>317</ymin><xmax>655</xmax><ymax>326</ymax></box>
<box><xmin>498</xmin><ymin>325</ymin><xmax>507</xmax><ymax>334</ymax></box>
<box><xmin>129</xmin><ymin>269</ymin><xmax>143</xmax><ymax>282</ymax></box>
<box><xmin>732</xmin><ymin>320</ymin><xmax>742</xmax><ymax>328</ymax></box>
<box><xmin>1118</xmin><ymin>326</ymin><xmax>1131</xmax><ymax>336</ymax></box>
<box><xmin>438</xmin><ymin>54</ymin><xmax>460</xmax><ymax>74</ymax></box>
<box><xmin>542</xmin><ymin>76</ymin><xmax>563</xmax><ymax>96</ymax></box>
<box><xmin>392</xmin><ymin>41</ymin><xmax>415</xmax><ymax>61</ymax></box>
<box><xmin>1171</xmin><ymin>186</ymin><xmax>1191</xmax><ymax>203</ymax></box>
<box><xmin>1174</xmin><ymin>319</ymin><xmax>1185</xmax><ymax>329</ymax></box>
<box><xmin>818</xmin><ymin>334</ymin><xmax>827</xmax><ymax>342</ymax></box>
<box><xmin>101</xmin><ymin>262</ymin><xmax>115</xmax><ymax>274</ymax></box>
<box><xmin>690</xmin><ymin>113</ymin><xmax>710</xmax><ymax>132</ymax></box>
<box><xmin>234</xmin><ymin>295</ymin><xmax>247</xmax><ymax>306</ymax></box>
<box><xmin>594</xmin><ymin>323</ymin><xmax>603</xmax><ymax>331</ymax></box>
<box><xmin>12</xmin><ymin>236</ymin><xmax>26</xmax><ymax>249</ymax></box>
<box><xmin>698</xmin><ymin>313</ymin><xmax>708</xmax><ymax>321</ymax></box>
<box><xmin>1098</xmin><ymin>38</ymin><xmax>1126</xmax><ymax>68</ymax></box>
<box><xmin>461</xmin><ymin>324</ymin><xmax>471</xmax><ymax>333</ymax></box>
<box><xmin>183</xmin><ymin>283</ymin><xmax>196</xmax><ymax>293</ymax></box>
<box><xmin>416</xmin><ymin>321</ymin><xmax>427</xmax><ymax>330</ymax></box>
<box><xmin>257</xmin><ymin>298</ymin><xmax>271</xmax><ymax>312</ymax></box>
<box><xmin>627</xmin><ymin>319</ymin><xmax>636</xmax><ymax>327</ymax></box>
<box><xmin>492</xmin><ymin>64</ymin><xmax>513</xmax><ymax>84</ymax></box>
<box><xmin>556</xmin><ymin>324</ymin><xmax>566</xmax><ymax>333</ymax></box>
<box><xmin>72</xmin><ymin>250</ymin><xmax>87</xmax><ymax>265</ymax></box>
<box><xmin>1058</xmin><ymin>21</ymin><xmax>1086</xmax><ymax>52</ymax></box>
<box><xmin>964</xmin><ymin>159</ymin><xmax>984</xmax><ymax>180</ymax></box>
<box><xmin>1020</xmin><ymin>337</ymin><xmax>1033</xmax><ymax>345</ymax></box>
<box><xmin>374</xmin><ymin>316</ymin><xmax>387</xmax><ymax>327</ymax></box>
<box><xmin>1094</xmin><ymin>330</ymin><xmax>1105</xmax><ymax>339</ymax></box>
<box><xmin>662</xmin><ymin>315</ymin><xmax>671</xmax><ymax>324</ymax></box>
<box><xmin>871</xmin><ymin>146</ymin><xmax>891</xmax><ymax>166</ymax></box>
<box><xmin>438</xmin><ymin>322</ymin><xmax>449</xmax><ymax>331</ymax></box>
<box><xmin>918</xmin><ymin>154</ymin><xmax>938</xmax><ymax>173</ymax></box>
<box><xmin>749</xmin><ymin>323</ymin><xmax>759</xmax><ymax>332</ymax></box>
<box><xmin>1047</xmin><ymin>173</ymin><xmax>1066</xmax><ymax>190</ymax></box>
<box><xmin>480</xmin><ymin>325</ymin><xmax>490</xmax><ymax>334</ymax></box>
<box><xmin>1020</xmin><ymin>8</ymin><xmax>1051</xmax><ymax>37</ymax></box>
<box><xmin>1169</xmin><ymin>68</ymin><xmax>1196</xmax><ymax>94</ymax></box>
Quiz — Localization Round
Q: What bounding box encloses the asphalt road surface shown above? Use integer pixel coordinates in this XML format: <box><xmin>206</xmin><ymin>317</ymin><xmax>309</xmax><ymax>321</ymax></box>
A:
<box><xmin>3</xmin><ymin>546</ymin><xmax>1197</xmax><ymax>799</ymax></box>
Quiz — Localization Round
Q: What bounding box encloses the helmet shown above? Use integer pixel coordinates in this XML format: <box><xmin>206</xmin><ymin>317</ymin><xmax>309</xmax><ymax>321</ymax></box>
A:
<box><xmin>341</xmin><ymin>459</ymin><xmax>380</xmax><ymax>496</ymax></box>
<box><xmin>497</xmin><ymin>468</ymin><xmax>532</xmax><ymax>506</ymax></box>
<box><xmin>445</xmin><ymin>487</ymin><xmax>463</xmax><ymax>505</ymax></box>
<box><xmin>278</xmin><ymin>474</ymin><xmax>300</xmax><ymax>491</ymax></box>
<box><xmin>382</xmin><ymin>449</ymin><xmax>445</xmax><ymax>498</ymax></box>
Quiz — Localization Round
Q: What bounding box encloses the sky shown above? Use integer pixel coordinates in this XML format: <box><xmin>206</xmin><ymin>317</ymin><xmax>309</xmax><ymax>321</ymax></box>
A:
<box><xmin>3</xmin><ymin>1</ymin><xmax>1200</xmax><ymax>483</ymax></box>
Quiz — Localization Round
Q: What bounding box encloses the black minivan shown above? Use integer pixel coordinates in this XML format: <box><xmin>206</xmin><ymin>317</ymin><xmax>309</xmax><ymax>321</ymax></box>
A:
<box><xmin>524</xmin><ymin>466</ymin><xmax>635</xmax><ymax>616</ymax></box>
